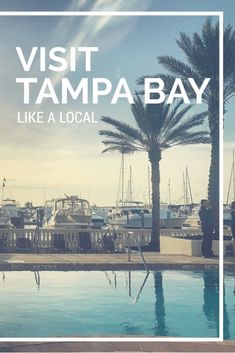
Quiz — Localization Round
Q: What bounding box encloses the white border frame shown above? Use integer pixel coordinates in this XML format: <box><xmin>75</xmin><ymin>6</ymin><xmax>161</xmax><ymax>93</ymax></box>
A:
<box><xmin>0</xmin><ymin>10</ymin><xmax>224</xmax><ymax>343</ymax></box>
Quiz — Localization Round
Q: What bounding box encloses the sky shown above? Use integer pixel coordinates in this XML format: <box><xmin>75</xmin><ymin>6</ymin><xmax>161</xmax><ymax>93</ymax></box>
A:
<box><xmin>0</xmin><ymin>0</ymin><xmax>234</xmax><ymax>206</ymax></box>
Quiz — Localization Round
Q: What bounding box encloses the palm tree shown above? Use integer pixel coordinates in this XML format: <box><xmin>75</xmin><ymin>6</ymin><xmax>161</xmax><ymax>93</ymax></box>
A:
<box><xmin>99</xmin><ymin>95</ymin><xmax>210</xmax><ymax>250</ymax></box>
<box><xmin>138</xmin><ymin>18</ymin><xmax>235</xmax><ymax>236</ymax></box>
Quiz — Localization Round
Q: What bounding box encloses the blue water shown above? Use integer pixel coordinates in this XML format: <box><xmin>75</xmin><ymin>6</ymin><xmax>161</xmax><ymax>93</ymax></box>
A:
<box><xmin>224</xmin><ymin>273</ymin><xmax>235</xmax><ymax>340</ymax></box>
<box><xmin>0</xmin><ymin>270</ymin><xmax>221</xmax><ymax>338</ymax></box>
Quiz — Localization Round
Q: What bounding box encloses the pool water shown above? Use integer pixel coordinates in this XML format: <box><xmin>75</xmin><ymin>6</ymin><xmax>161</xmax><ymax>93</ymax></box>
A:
<box><xmin>0</xmin><ymin>270</ymin><xmax>221</xmax><ymax>338</ymax></box>
<box><xmin>224</xmin><ymin>273</ymin><xmax>235</xmax><ymax>339</ymax></box>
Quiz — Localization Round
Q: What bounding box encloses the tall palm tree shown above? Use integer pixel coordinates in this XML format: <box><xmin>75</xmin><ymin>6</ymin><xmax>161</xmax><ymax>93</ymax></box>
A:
<box><xmin>138</xmin><ymin>18</ymin><xmax>235</xmax><ymax>236</ymax></box>
<box><xmin>99</xmin><ymin>95</ymin><xmax>210</xmax><ymax>250</ymax></box>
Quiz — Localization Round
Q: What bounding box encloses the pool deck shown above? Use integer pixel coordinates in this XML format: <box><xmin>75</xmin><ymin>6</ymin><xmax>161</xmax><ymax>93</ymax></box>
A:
<box><xmin>1</xmin><ymin>341</ymin><xmax>235</xmax><ymax>352</ymax></box>
<box><xmin>0</xmin><ymin>252</ymin><xmax>234</xmax><ymax>271</ymax></box>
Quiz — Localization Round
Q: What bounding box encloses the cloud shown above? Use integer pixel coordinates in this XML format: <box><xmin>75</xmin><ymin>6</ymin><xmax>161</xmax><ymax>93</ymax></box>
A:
<box><xmin>47</xmin><ymin>0</ymin><xmax>150</xmax><ymax>87</ymax></box>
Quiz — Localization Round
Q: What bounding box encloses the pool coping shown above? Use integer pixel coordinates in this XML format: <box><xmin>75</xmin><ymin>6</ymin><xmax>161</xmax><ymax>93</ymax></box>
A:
<box><xmin>0</xmin><ymin>252</ymin><xmax>233</xmax><ymax>271</ymax></box>
<box><xmin>0</xmin><ymin>261</ymin><xmax>222</xmax><ymax>271</ymax></box>
<box><xmin>0</xmin><ymin>341</ymin><xmax>235</xmax><ymax>352</ymax></box>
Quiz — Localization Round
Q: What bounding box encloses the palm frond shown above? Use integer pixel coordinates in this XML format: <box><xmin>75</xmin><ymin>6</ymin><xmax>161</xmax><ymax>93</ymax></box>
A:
<box><xmin>161</xmin><ymin>111</ymin><xmax>208</xmax><ymax>146</ymax></box>
<box><xmin>101</xmin><ymin>139</ymin><xmax>140</xmax><ymax>154</ymax></box>
<box><xmin>161</xmin><ymin>100</ymin><xmax>192</xmax><ymax>131</ymax></box>
<box><xmin>131</xmin><ymin>94</ymin><xmax>166</xmax><ymax>138</ymax></box>
<box><xmin>100</xmin><ymin>116</ymin><xmax>145</xmax><ymax>143</ymax></box>
<box><xmin>102</xmin><ymin>146</ymin><xmax>136</xmax><ymax>154</ymax></box>
<box><xmin>173</xmin><ymin>131</ymin><xmax>211</xmax><ymax>145</ymax></box>
<box><xmin>131</xmin><ymin>94</ymin><xmax>151</xmax><ymax>137</ymax></box>
<box><xmin>176</xmin><ymin>32</ymin><xmax>193</xmax><ymax>59</ymax></box>
<box><xmin>158</xmin><ymin>56</ymin><xmax>200</xmax><ymax>80</ymax></box>
<box><xmin>99</xmin><ymin>129</ymin><xmax>146</xmax><ymax>151</ymax></box>
<box><xmin>161</xmin><ymin>131</ymin><xmax>210</xmax><ymax>150</ymax></box>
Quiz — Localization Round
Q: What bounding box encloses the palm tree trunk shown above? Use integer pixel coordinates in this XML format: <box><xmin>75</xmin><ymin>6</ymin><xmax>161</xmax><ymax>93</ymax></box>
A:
<box><xmin>208</xmin><ymin>96</ymin><xmax>219</xmax><ymax>238</ymax></box>
<box><xmin>148</xmin><ymin>151</ymin><xmax>161</xmax><ymax>251</ymax></box>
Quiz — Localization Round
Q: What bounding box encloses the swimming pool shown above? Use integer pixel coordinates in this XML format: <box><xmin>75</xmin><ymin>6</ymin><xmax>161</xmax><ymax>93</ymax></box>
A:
<box><xmin>224</xmin><ymin>272</ymin><xmax>235</xmax><ymax>339</ymax></box>
<box><xmin>0</xmin><ymin>270</ymin><xmax>221</xmax><ymax>338</ymax></box>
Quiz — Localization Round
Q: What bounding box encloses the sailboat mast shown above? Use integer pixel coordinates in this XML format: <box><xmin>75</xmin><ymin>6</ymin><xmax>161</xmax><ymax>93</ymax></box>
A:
<box><xmin>148</xmin><ymin>166</ymin><xmax>151</xmax><ymax>207</ymax></box>
<box><xmin>186</xmin><ymin>167</ymin><xmax>193</xmax><ymax>204</ymax></box>
<box><xmin>226</xmin><ymin>150</ymin><xmax>235</xmax><ymax>204</ymax></box>
<box><xmin>233</xmin><ymin>150</ymin><xmax>235</xmax><ymax>201</ymax></box>
<box><xmin>121</xmin><ymin>153</ymin><xmax>124</xmax><ymax>207</ymax></box>
<box><xmin>168</xmin><ymin>178</ymin><xmax>171</xmax><ymax>205</ymax></box>
<box><xmin>226</xmin><ymin>167</ymin><xmax>233</xmax><ymax>205</ymax></box>
<box><xmin>183</xmin><ymin>172</ymin><xmax>186</xmax><ymax>205</ymax></box>
<box><xmin>1</xmin><ymin>182</ymin><xmax>4</xmax><ymax>204</ymax></box>
<box><xmin>116</xmin><ymin>162</ymin><xmax>122</xmax><ymax>206</ymax></box>
<box><xmin>129</xmin><ymin>165</ymin><xmax>133</xmax><ymax>202</ymax></box>
<box><xmin>185</xmin><ymin>168</ymin><xmax>188</xmax><ymax>205</ymax></box>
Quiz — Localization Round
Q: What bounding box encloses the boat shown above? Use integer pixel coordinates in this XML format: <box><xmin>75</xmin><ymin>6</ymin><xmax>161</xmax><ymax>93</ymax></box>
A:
<box><xmin>182</xmin><ymin>204</ymin><xmax>233</xmax><ymax>230</ymax></box>
<box><xmin>44</xmin><ymin>195</ymin><xmax>92</xmax><ymax>230</ymax></box>
<box><xmin>0</xmin><ymin>207</ymin><xmax>14</xmax><ymax>229</ymax></box>
<box><xmin>223</xmin><ymin>205</ymin><xmax>232</xmax><ymax>229</ymax></box>
<box><xmin>107</xmin><ymin>201</ymin><xmax>187</xmax><ymax>229</ymax></box>
<box><xmin>181</xmin><ymin>205</ymin><xmax>201</xmax><ymax>229</ymax></box>
<box><xmin>44</xmin><ymin>195</ymin><xmax>93</xmax><ymax>252</ymax></box>
<box><xmin>2</xmin><ymin>199</ymin><xmax>24</xmax><ymax>228</ymax></box>
<box><xmin>91</xmin><ymin>214</ymin><xmax>105</xmax><ymax>229</ymax></box>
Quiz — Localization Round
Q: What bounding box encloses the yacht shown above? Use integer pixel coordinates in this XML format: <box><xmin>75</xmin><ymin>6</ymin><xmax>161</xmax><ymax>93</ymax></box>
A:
<box><xmin>0</xmin><ymin>207</ymin><xmax>14</xmax><ymax>229</ymax></box>
<box><xmin>44</xmin><ymin>195</ymin><xmax>92</xmax><ymax>230</ymax></box>
<box><xmin>223</xmin><ymin>205</ymin><xmax>232</xmax><ymax>229</ymax></box>
<box><xmin>108</xmin><ymin>202</ymin><xmax>187</xmax><ymax>229</ymax></box>
<box><xmin>2</xmin><ymin>199</ymin><xmax>24</xmax><ymax>228</ymax></box>
<box><xmin>182</xmin><ymin>204</ymin><xmax>233</xmax><ymax>230</ymax></box>
<box><xmin>182</xmin><ymin>206</ymin><xmax>201</xmax><ymax>229</ymax></box>
<box><xmin>43</xmin><ymin>195</ymin><xmax>93</xmax><ymax>252</ymax></box>
<box><xmin>91</xmin><ymin>214</ymin><xmax>105</xmax><ymax>229</ymax></box>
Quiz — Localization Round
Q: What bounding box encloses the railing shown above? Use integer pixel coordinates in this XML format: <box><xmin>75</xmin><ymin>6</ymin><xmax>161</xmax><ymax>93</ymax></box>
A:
<box><xmin>0</xmin><ymin>227</ymin><xmax>232</xmax><ymax>253</ymax></box>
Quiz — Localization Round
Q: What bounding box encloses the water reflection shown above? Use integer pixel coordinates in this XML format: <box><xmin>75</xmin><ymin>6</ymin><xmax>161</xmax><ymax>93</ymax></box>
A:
<box><xmin>154</xmin><ymin>272</ymin><xmax>168</xmax><ymax>336</ymax></box>
<box><xmin>224</xmin><ymin>299</ymin><xmax>230</xmax><ymax>339</ymax></box>
<box><xmin>133</xmin><ymin>272</ymin><xmax>149</xmax><ymax>304</ymax></box>
<box><xmin>202</xmin><ymin>271</ymin><xmax>219</xmax><ymax>336</ymax></box>
<box><xmin>105</xmin><ymin>271</ymin><xmax>117</xmax><ymax>289</ymax></box>
<box><xmin>224</xmin><ymin>273</ymin><xmax>234</xmax><ymax>339</ymax></box>
<box><xmin>34</xmin><ymin>271</ymin><xmax>40</xmax><ymax>291</ymax></box>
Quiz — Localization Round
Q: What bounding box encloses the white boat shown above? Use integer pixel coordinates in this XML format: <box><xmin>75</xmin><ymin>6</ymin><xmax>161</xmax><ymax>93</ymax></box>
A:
<box><xmin>43</xmin><ymin>195</ymin><xmax>93</xmax><ymax>252</ymax></box>
<box><xmin>2</xmin><ymin>199</ymin><xmax>23</xmax><ymax>228</ymax></box>
<box><xmin>91</xmin><ymin>214</ymin><xmax>105</xmax><ymax>229</ymax></box>
<box><xmin>223</xmin><ymin>205</ymin><xmax>232</xmax><ymax>229</ymax></box>
<box><xmin>91</xmin><ymin>206</ymin><xmax>111</xmax><ymax>223</ymax></box>
<box><xmin>182</xmin><ymin>204</ymin><xmax>233</xmax><ymax>230</ymax></box>
<box><xmin>108</xmin><ymin>202</ymin><xmax>187</xmax><ymax>229</ymax></box>
<box><xmin>182</xmin><ymin>215</ymin><xmax>201</xmax><ymax>229</ymax></box>
<box><xmin>0</xmin><ymin>207</ymin><xmax>14</xmax><ymax>229</ymax></box>
<box><xmin>44</xmin><ymin>195</ymin><xmax>92</xmax><ymax>230</ymax></box>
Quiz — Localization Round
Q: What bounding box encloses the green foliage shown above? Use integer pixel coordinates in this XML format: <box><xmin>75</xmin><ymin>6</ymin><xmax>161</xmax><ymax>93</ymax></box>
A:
<box><xmin>99</xmin><ymin>95</ymin><xmax>209</xmax><ymax>157</ymax></box>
